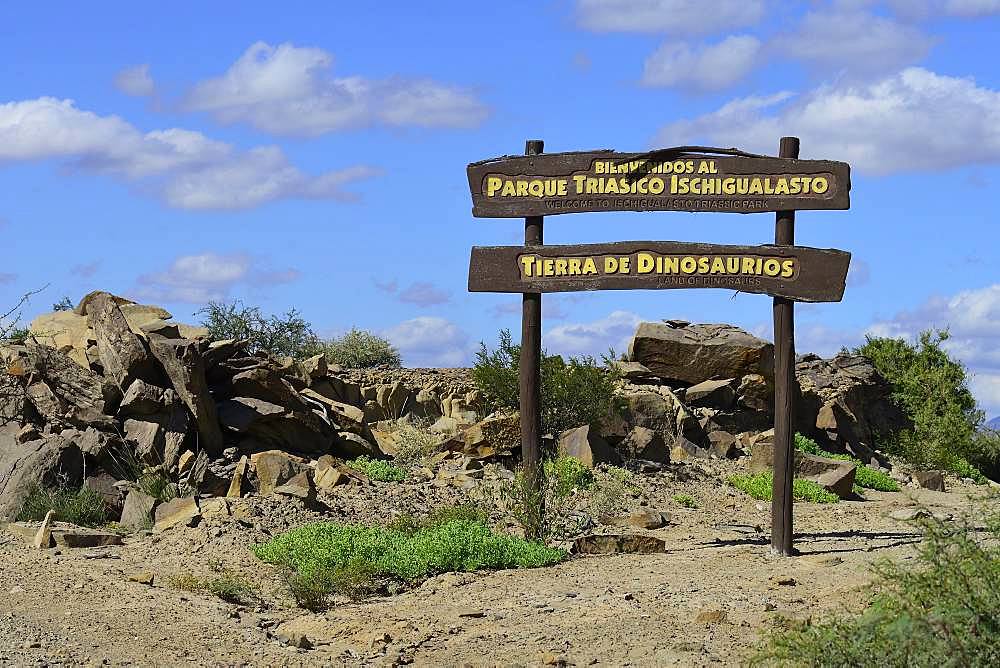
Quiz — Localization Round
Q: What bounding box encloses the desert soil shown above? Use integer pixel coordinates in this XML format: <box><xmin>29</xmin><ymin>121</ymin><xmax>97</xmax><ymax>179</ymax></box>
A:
<box><xmin>0</xmin><ymin>464</ymin><xmax>991</xmax><ymax>668</ymax></box>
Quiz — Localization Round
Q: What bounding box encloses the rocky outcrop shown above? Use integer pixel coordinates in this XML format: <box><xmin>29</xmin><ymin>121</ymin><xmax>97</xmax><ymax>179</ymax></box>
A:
<box><xmin>0</xmin><ymin>428</ymin><xmax>85</xmax><ymax>517</ymax></box>
<box><xmin>628</xmin><ymin>321</ymin><xmax>773</xmax><ymax>385</ymax></box>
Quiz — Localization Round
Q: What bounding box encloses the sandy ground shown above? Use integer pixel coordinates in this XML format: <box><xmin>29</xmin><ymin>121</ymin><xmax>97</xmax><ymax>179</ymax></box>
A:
<box><xmin>0</xmin><ymin>464</ymin><xmax>991</xmax><ymax>668</ymax></box>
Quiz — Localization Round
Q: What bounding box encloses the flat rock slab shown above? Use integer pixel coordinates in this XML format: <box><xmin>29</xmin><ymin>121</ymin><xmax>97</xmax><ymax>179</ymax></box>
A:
<box><xmin>6</xmin><ymin>522</ymin><xmax>123</xmax><ymax>548</ymax></box>
<box><xmin>573</xmin><ymin>533</ymin><xmax>666</xmax><ymax>555</ymax></box>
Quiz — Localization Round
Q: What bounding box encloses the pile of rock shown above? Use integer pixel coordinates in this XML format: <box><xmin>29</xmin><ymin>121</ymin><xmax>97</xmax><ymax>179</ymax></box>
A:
<box><xmin>551</xmin><ymin>319</ymin><xmax>908</xmax><ymax>499</ymax></box>
<box><xmin>0</xmin><ymin>291</ymin><xmax>493</xmax><ymax>527</ymax></box>
<box><xmin>2</xmin><ymin>293</ymin><xmax>909</xmax><ymax>529</ymax></box>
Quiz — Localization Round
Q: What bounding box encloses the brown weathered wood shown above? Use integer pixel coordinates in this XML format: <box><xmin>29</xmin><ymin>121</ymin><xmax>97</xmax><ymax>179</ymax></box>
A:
<box><xmin>520</xmin><ymin>139</ymin><xmax>544</xmax><ymax>495</ymax></box>
<box><xmin>771</xmin><ymin>136</ymin><xmax>800</xmax><ymax>557</ymax></box>
<box><xmin>468</xmin><ymin>149</ymin><xmax>850</xmax><ymax>217</ymax></box>
<box><xmin>468</xmin><ymin>240</ymin><xmax>850</xmax><ymax>303</ymax></box>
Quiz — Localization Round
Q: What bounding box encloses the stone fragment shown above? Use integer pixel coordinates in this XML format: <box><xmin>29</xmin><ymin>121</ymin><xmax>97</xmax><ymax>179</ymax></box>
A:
<box><xmin>737</xmin><ymin>374</ymin><xmax>772</xmax><ymax>412</ymax></box>
<box><xmin>301</xmin><ymin>354</ymin><xmax>328</xmax><ymax>380</ymax></box>
<box><xmin>695</xmin><ymin>609</ymin><xmax>728</xmax><ymax>625</ymax></box>
<box><xmin>707</xmin><ymin>430</ymin><xmax>738</xmax><ymax>459</ymax></box>
<box><xmin>684</xmin><ymin>378</ymin><xmax>737</xmax><ymax>410</ymax></box>
<box><xmin>227</xmin><ymin>455</ymin><xmax>249</xmax><ymax>498</ymax></box>
<box><xmin>914</xmin><ymin>470</ymin><xmax>946</xmax><ymax>492</ymax></box>
<box><xmin>671</xmin><ymin>435</ymin><xmax>711</xmax><ymax>461</ymax></box>
<box><xmin>619</xmin><ymin>426</ymin><xmax>669</xmax><ymax>463</ymax></box>
<box><xmin>573</xmin><ymin>533</ymin><xmax>666</xmax><ymax>554</ymax></box>
<box><xmin>33</xmin><ymin>510</ymin><xmax>55</xmax><ymax>549</ymax></box>
<box><xmin>889</xmin><ymin>508</ymin><xmax>930</xmax><ymax>521</ymax></box>
<box><xmin>120</xmin><ymin>489</ymin><xmax>157</xmax><ymax>530</ymax></box>
<box><xmin>273</xmin><ymin>470</ymin><xmax>316</xmax><ymax>503</ymax></box>
<box><xmin>147</xmin><ymin>336</ymin><xmax>223</xmax><ymax>455</ymax></box>
<box><xmin>119</xmin><ymin>380</ymin><xmax>171</xmax><ymax>416</ymax></box>
<box><xmin>177</xmin><ymin>450</ymin><xmax>195</xmax><ymax>474</ymax></box>
<box><xmin>16</xmin><ymin>424</ymin><xmax>41</xmax><ymax>443</ymax></box>
<box><xmin>557</xmin><ymin>425</ymin><xmax>622</xmax><ymax>468</ymax></box>
<box><xmin>52</xmin><ymin>526</ymin><xmax>124</xmax><ymax>548</ymax></box>
<box><xmin>28</xmin><ymin>310</ymin><xmax>94</xmax><ymax>368</ymax></box>
<box><xmin>602</xmin><ymin>509</ymin><xmax>671</xmax><ymax>530</ymax></box>
<box><xmin>628</xmin><ymin>321</ymin><xmax>774</xmax><ymax>385</ymax></box>
<box><xmin>88</xmin><ymin>294</ymin><xmax>160</xmax><ymax>388</ymax></box>
<box><xmin>335</xmin><ymin>432</ymin><xmax>381</xmax><ymax>458</ymax></box>
<box><xmin>153</xmin><ymin>496</ymin><xmax>200</xmax><ymax>531</ymax></box>
<box><xmin>127</xmin><ymin>572</ymin><xmax>155</xmax><ymax>585</ymax></box>
<box><xmin>251</xmin><ymin>450</ymin><xmax>310</xmax><ymax>496</ymax></box>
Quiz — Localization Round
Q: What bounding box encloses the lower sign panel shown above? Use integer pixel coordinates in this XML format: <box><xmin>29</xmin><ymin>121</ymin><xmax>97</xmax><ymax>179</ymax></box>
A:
<box><xmin>468</xmin><ymin>241</ymin><xmax>851</xmax><ymax>303</ymax></box>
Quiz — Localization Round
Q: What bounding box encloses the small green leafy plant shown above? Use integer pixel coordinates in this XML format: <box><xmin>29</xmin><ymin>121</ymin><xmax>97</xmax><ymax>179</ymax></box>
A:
<box><xmin>727</xmin><ymin>471</ymin><xmax>840</xmax><ymax>504</ymax></box>
<box><xmin>386</xmin><ymin>422</ymin><xmax>442</xmax><ymax>465</ymax></box>
<box><xmin>346</xmin><ymin>456</ymin><xmax>407</xmax><ymax>482</ymax></box>
<box><xmin>673</xmin><ymin>493</ymin><xmax>698</xmax><ymax>508</ymax></box>
<box><xmin>198</xmin><ymin>300</ymin><xmax>322</xmax><ymax>360</ymax></box>
<box><xmin>168</xmin><ymin>563</ymin><xmax>258</xmax><ymax>605</ymax></box>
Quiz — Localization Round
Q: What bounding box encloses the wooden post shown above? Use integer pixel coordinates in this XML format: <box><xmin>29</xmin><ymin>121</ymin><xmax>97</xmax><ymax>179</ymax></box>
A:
<box><xmin>521</xmin><ymin>139</ymin><xmax>544</xmax><ymax>489</ymax></box>
<box><xmin>771</xmin><ymin>136</ymin><xmax>799</xmax><ymax>556</ymax></box>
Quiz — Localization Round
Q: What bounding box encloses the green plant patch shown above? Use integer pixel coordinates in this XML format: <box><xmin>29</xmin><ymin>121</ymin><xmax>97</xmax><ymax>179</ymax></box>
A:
<box><xmin>254</xmin><ymin>519</ymin><xmax>565</xmax><ymax>609</ymax></box>
<box><xmin>673</xmin><ymin>493</ymin><xmax>698</xmax><ymax>508</ymax></box>
<box><xmin>15</xmin><ymin>484</ymin><xmax>109</xmax><ymax>527</ymax></box>
<box><xmin>727</xmin><ymin>471</ymin><xmax>840</xmax><ymax>504</ymax></box>
<box><xmin>347</xmin><ymin>456</ymin><xmax>407</xmax><ymax>482</ymax></box>
<box><xmin>543</xmin><ymin>456</ymin><xmax>594</xmax><ymax>499</ymax></box>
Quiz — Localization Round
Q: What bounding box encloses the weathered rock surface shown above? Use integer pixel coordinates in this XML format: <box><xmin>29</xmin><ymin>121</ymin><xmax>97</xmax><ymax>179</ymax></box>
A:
<box><xmin>574</xmin><ymin>533</ymin><xmax>666</xmax><ymax>554</ymax></box>
<box><xmin>0</xmin><ymin>431</ymin><xmax>84</xmax><ymax>518</ymax></box>
<box><xmin>147</xmin><ymin>336</ymin><xmax>223</xmax><ymax>455</ymax></box>
<box><xmin>557</xmin><ymin>425</ymin><xmax>622</xmax><ymax>468</ymax></box>
<box><xmin>628</xmin><ymin>321</ymin><xmax>774</xmax><ymax>385</ymax></box>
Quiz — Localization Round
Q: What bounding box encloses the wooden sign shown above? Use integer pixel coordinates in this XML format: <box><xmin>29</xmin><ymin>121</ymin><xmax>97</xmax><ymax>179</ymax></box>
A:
<box><xmin>469</xmin><ymin>241</ymin><xmax>851</xmax><ymax>303</ymax></box>
<box><xmin>467</xmin><ymin>150</ymin><xmax>850</xmax><ymax>217</ymax></box>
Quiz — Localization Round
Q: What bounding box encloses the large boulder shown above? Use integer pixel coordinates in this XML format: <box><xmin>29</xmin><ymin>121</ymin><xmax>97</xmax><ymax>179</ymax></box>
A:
<box><xmin>0</xmin><ymin>429</ymin><xmax>84</xmax><ymax>519</ymax></box>
<box><xmin>628</xmin><ymin>321</ymin><xmax>774</xmax><ymax>385</ymax></box>
<box><xmin>28</xmin><ymin>311</ymin><xmax>94</xmax><ymax>369</ymax></box>
<box><xmin>217</xmin><ymin>397</ymin><xmax>336</xmax><ymax>455</ymax></box>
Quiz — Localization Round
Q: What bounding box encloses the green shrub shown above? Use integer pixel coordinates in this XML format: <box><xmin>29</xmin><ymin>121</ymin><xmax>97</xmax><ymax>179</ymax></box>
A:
<box><xmin>386</xmin><ymin>422</ymin><xmax>442</xmax><ymax>465</ymax></box>
<box><xmin>673</xmin><ymin>493</ymin><xmax>698</xmax><ymax>508</ymax></box>
<box><xmin>198</xmin><ymin>300</ymin><xmax>322</xmax><ymax>360</ymax></box>
<box><xmin>347</xmin><ymin>455</ymin><xmax>407</xmax><ymax>482</ymax></box>
<box><xmin>16</xmin><ymin>484</ymin><xmax>109</xmax><ymax>527</ymax></box>
<box><xmin>855</xmin><ymin>330</ymin><xmax>995</xmax><ymax>480</ymax></box>
<box><xmin>473</xmin><ymin>329</ymin><xmax>624</xmax><ymax>437</ymax></box>
<box><xmin>254</xmin><ymin>517</ymin><xmax>565</xmax><ymax>609</ymax></box>
<box><xmin>543</xmin><ymin>456</ymin><xmax>594</xmax><ymax>499</ymax></box>
<box><xmin>752</xmin><ymin>507</ymin><xmax>1000</xmax><ymax>667</ymax></box>
<box><xmin>320</xmin><ymin>328</ymin><xmax>401</xmax><ymax>368</ymax></box>
<box><xmin>168</xmin><ymin>566</ymin><xmax>258</xmax><ymax>605</ymax></box>
<box><xmin>727</xmin><ymin>471</ymin><xmax>839</xmax><ymax>504</ymax></box>
<box><xmin>589</xmin><ymin>465</ymin><xmax>638</xmax><ymax>518</ymax></box>
<box><xmin>795</xmin><ymin>433</ymin><xmax>900</xmax><ymax>492</ymax></box>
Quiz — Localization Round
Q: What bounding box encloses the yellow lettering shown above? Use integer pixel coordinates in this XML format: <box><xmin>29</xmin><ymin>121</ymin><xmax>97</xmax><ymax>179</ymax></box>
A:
<box><xmin>604</xmin><ymin>256</ymin><xmax>618</xmax><ymax>273</ymax></box>
<box><xmin>763</xmin><ymin>259</ymin><xmax>781</xmax><ymax>276</ymax></box>
<box><xmin>568</xmin><ymin>258</ymin><xmax>582</xmax><ymax>275</ymax></box>
<box><xmin>813</xmin><ymin>176</ymin><xmax>829</xmax><ymax>194</ymax></box>
<box><xmin>486</xmin><ymin>176</ymin><xmax>503</xmax><ymax>197</ymax></box>
<box><xmin>781</xmin><ymin>259</ymin><xmax>795</xmax><ymax>278</ymax></box>
<box><xmin>520</xmin><ymin>255</ymin><xmax>535</xmax><ymax>277</ymax></box>
<box><xmin>637</xmin><ymin>253</ymin><xmax>655</xmax><ymax>274</ymax></box>
<box><xmin>543</xmin><ymin>259</ymin><xmax>555</xmax><ymax>276</ymax></box>
<box><xmin>554</xmin><ymin>258</ymin><xmax>568</xmax><ymax>276</ymax></box>
<box><xmin>619</xmin><ymin>257</ymin><xmax>630</xmax><ymax>273</ymax></box>
<box><xmin>582</xmin><ymin>257</ymin><xmax>598</xmax><ymax>275</ymax></box>
<box><xmin>573</xmin><ymin>174</ymin><xmax>586</xmax><ymax>194</ymax></box>
<box><xmin>501</xmin><ymin>180</ymin><xmax>517</xmax><ymax>197</ymax></box>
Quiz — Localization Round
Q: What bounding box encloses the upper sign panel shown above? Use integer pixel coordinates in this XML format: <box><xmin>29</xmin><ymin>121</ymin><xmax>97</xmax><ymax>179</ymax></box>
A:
<box><xmin>467</xmin><ymin>151</ymin><xmax>851</xmax><ymax>217</ymax></box>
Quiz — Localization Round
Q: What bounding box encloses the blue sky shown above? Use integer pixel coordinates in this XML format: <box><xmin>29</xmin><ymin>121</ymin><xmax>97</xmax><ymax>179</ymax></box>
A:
<box><xmin>2</xmin><ymin>0</ymin><xmax>999</xmax><ymax>417</ymax></box>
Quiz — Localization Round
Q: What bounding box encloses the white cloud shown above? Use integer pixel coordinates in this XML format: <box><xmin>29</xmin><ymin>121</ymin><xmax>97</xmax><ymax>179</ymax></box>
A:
<box><xmin>781</xmin><ymin>9</ymin><xmax>934</xmax><ymax>77</ymax></box>
<box><xmin>847</xmin><ymin>258</ymin><xmax>871</xmax><ymax>287</ymax></box>
<box><xmin>183</xmin><ymin>42</ymin><xmax>488</xmax><ymax>136</ymax></box>
<box><xmin>544</xmin><ymin>310</ymin><xmax>644</xmax><ymax>358</ymax></box>
<box><xmin>374</xmin><ymin>279</ymin><xmax>451</xmax><ymax>308</ymax></box>
<box><xmin>134</xmin><ymin>252</ymin><xmax>299</xmax><ymax>304</ymax></box>
<box><xmin>865</xmin><ymin>284</ymin><xmax>1000</xmax><ymax>414</ymax></box>
<box><xmin>642</xmin><ymin>35</ymin><xmax>761</xmax><ymax>91</ymax></box>
<box><xmin>0</xmin><ymin>97</ymin><xmax>377</xmax><ymax>209</ymax></box>
<box><xmin>575</xmin><ymin>0</ymin><xmax>765</xmax><ymax>34</ymax></box>
<box><xmin>888</xmin><ymin>0</ymin><xmax>1000</xmax><ymax>18</ymax></box>
<box><xmin>114</xmin><ymin>64</ymin><xmax>156</xmax><ymax>97</ymax></box>
<box><xmin>655</xmin><ymin>68</ymin><xmax>1000</xmax><ymax>174</ymax></box>
<box><xmin>383</xmin><ymin>316</ymin><xmax>472</xmax><ymax>367</ymax></box>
